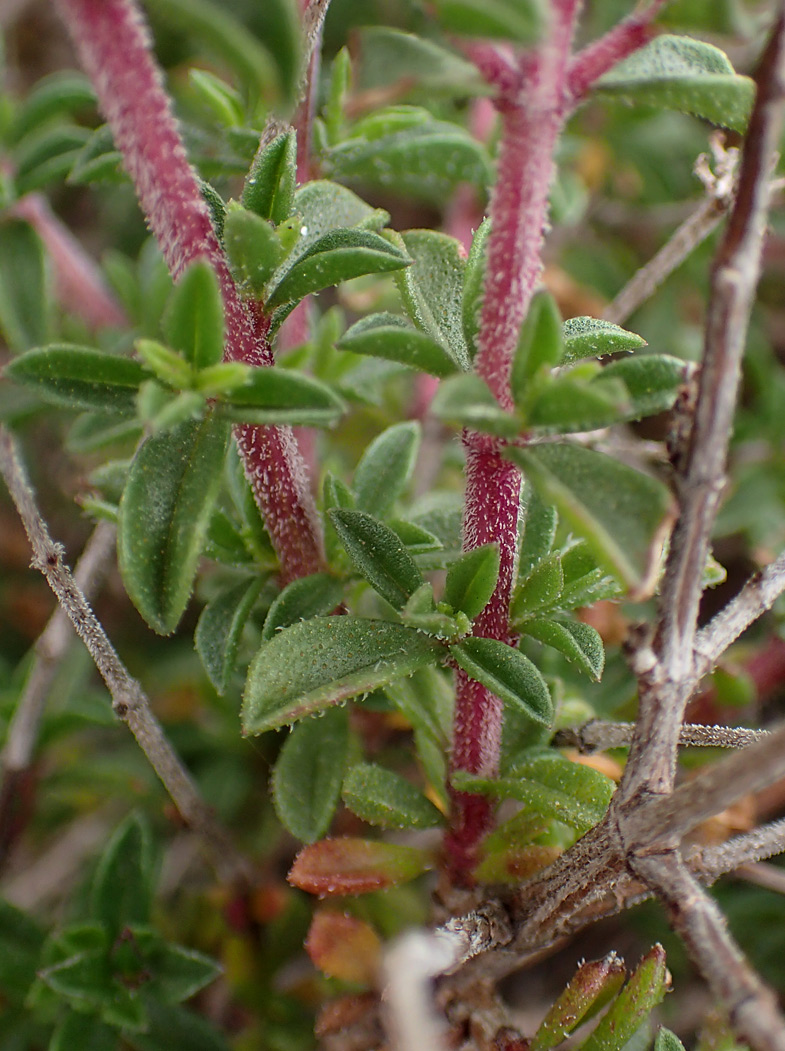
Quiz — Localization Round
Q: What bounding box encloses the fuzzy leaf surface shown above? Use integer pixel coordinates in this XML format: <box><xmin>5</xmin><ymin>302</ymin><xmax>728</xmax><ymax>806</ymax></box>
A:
<box><xmin>561</xmin><ymin>317</ymin><xmax>646</xmax><ymax>363</ymax></box>
<box><xmin>162</xmin><ymin>260</ymin><xmax>224</xmax><ymax>369</ymax></box>
<box><xmin>337</xmin><ymin>313</ymin><xmax>459</xmax><ymax>377</ymax></box>
<box><xmin>450</xmin><ymin>637</ymin><xmax>553</xmax><ymax>726</ymax></box>
<box><xmin>507</xmin><ymin>444</ymin><xmax>673</xmax><ymax>593</ymax></box>
<box><xmin>263</xmin><ymin>572</ymin><xmax>344</xmax><ymax>640</ymax></box>
<box><xmin>288</xmin><ymin>837</ymin><xmax>433</xmax><ymax>896</ymax></box>
<box><xmin>329</xmin><ymin>509</ymin><xmax>424</xmax><ymax>608</ymax></box>
<box><xmin>272</xmin><ymin>708</ymin><xmax>350</xmax><ymax>842</ymax></box>
<box><xmin>353</xmin><ymin>421</ymin><xmax>421</xmax><ymax>517</ymax></box>
<box><xmin>522</xmin><ymin>618</ymin><xmax>605</xmax><ymax>680</ymax></box>
<box><xmin>531</xmin><ymin>954</ymin><xmax>627</xmax><ymax>1051</ymax></box>
<box><xmin>431</xmin><ymin>374</ymin><xmax>520</xmax><ymax>437</ymax></box>
<box><xmin>265</xmin><ymin>228</ymin><xmax>410</xmax><ymax>308</ymax></box>
<box><xmin>216</xmin><ymin>366</ymin><xmax>344</xmax><ymax>426</ymax></box>
<box><xmin>5</xmin><ymin>345</ymin><xmax>147</xmax><ymax>414</ymax></box>
<box><xmin>195</xmin><ymin>577</ymin><xmax>263</xmax><ymax>693</ymax></box>
<box><xmin>511</xmin><ymin>289</ymin><xmax>563</xmax><ymax>403</ymax></box>
<box><xmin>118</xmin><ymin>415</ymin><xmax>229</xmax><ymax>634</ymax></box>
<box><xmin>242</xmin><ymin>617</ymin><xmax>443</xmax><ymax>733</ymax></box>
<box><xmin>395</xmin><ymin>229</ymin><xmax>470</xmax><ymax>369</ymax></box>
<box><xmin>443</xmin><ymin>543</ymin><xmax>500</xmax><ymax>620</ymax></box>
<box><xmin>342</xmin><ymin>762</ymin><xmax>445</xmax><ymax>829</ymax></box>
<box><xmin>595</xmin><ymin>35</ymin><xmax>753</xmax><ymax>131</ymax></box>
<box><xmin>241</xmin><ymin>128</ymin><xmax>296</xmax><ymax>223</ymax></box>
<box><xmin>223</xmin><ymin>203</ymin><xmax>285</xmax><ymax>294</ymax></box>
<box><xmin>577</xmin><ymin>946</ymin><xmax>669</xmax><ymax>1051</ymax></box>
<box><xmin>90</xmin><ymin>815</ymin><xmax>153</xmax><ymax>940</ymax></box>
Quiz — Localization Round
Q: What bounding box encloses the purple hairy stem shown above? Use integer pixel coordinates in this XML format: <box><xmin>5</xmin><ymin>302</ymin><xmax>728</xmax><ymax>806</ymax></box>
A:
<box><xmin>53</xmin><ymin>0</ymin><xmax>324</xmax><ymax>582</ymax></box>
<box><xmin>446</xmin><ymin>5</ymin><xmax>581</xmax><ymax>881</ymax></box>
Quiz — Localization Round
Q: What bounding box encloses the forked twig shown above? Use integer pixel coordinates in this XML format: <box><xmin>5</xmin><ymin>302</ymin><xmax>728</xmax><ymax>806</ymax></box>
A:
<box><xmin>0</xmin><ymin>426</ymin><xmax>250</xmax><ymax>885</ymax></box>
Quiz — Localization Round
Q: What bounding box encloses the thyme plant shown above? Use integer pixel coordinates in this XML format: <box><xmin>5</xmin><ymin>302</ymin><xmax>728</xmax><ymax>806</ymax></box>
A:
<box><xmin>2</xmin><ymin>0</ymin><xmax>785</xmax><ymax>1049</ymax></box>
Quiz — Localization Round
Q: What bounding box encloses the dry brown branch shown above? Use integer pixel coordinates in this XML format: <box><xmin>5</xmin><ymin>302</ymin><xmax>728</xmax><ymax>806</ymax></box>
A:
<box><xmin>0</xmin><ymin>425</ymin><xmax>251</xmax><ymax>885</ymax></box>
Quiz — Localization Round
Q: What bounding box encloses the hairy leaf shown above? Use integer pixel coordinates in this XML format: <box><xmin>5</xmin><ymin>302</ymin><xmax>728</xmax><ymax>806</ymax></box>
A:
<box><xmin>342</xmin><ymin>762</ymin><xmax>445</xmax><ymax>829</ymax></box>
<box><xmin>272</xmin><ymin>708</ymin><xmax>350</xmax><ymax>842</ymax></box>
<box><xmin>443</xmin><ymin>544</ymin><xmax>500</xmax><ymax>620</ymax></box>
<box><xmin>507</xmin><ymin>444</ymin><xmax>673</xmax><ymax>593</ymax></box>
<box><xmin>531</xmin><ymin>955</ymin><xmax>628</xmax><ymax>1051</ymax></box>
<box><xmin>5</xmin><ymin>345</ymin><xmax>147</xmax><ymax>413</ymax></box>
<box><xmin>337</xmin><ymin>313</ymin><xmax>459</xmax><ymax>377</ymax></box>
<box><xmin>353</xmin><ymin>421</ymin><xmax>421</xmax><ymax>517</ymax></box>
<box><xmin>450</xmin><ymin>637</ymin><xmax>553</xmax><ymax>726</ymax></box>
<box><xmin>577</xmin><ymin>946</ymin><xmax>669</xmax><ymax>1051</ymax></box>
<box><xmin>242</xmin><ymin>617</ymin><xmax>443</xmax><ymax>733</ymax></box>
<box><xmin>216</xmin><ymin>366</ymin><xmax>344</xmax><ymax>426</ymax></box>
<box><xmin>241</xmin><ymin>128</ymin><xmax>297</xmax><ymax>224</ymax></box>
<box><xmin>195</xmin><ymin>577</ymin><xmax>263</xmax><ymax>693</ymax></box>
<box><xmin>163</xmin><ymin>260</ymin><xmax>224</xmax><ymax>369</ymax></box>
<box><xmin>522</xmin><ymin>618</ymin><xmax>605</xmax><ymax>680</ymax></box>
<box><xmin>329</xmin><ymin>509</ymin><xmax>424</xmax><ymax>608</ymax></box>
<box><xmin>118</xmin><ymin>415</ymin><xmax>229</xmax><ymax>634</ymax></box>
<box><xmin>288</xmin><ymin>838</ymin><xmax>433</xmax><ymax>895</ymax></box>
<box><xmin>562</xmin><ymin>317</ymin><xmax>647</xmax><ymax>363</ymax></box>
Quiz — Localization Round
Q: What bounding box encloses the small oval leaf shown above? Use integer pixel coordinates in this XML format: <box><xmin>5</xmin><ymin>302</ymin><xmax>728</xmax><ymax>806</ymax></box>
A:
<box><xmin>342</xmin><ymin>762</ymin><xmax>445</xmax><ymax>829</ymax></box>
<box><xmin>450</xmin><ymin>637</ymin><xmax>553</xmax><ymax>726</ymax></box>
<box><xmin>306</xmin><ymin>910</ymin><xmax>382</xmax><ymax>984</ymax></box>
<box><xmin>288</xmin><ymin>837</ymin><xmax>433</xmax><ymax>896</ymax></box>
<box><xmin>329</xmin><ymin>509</ymin><xmax>424</xmax><ymax>609</ymax></box>
<box><xmin>242</xmin><ymin>617</ymin><xmax>443</xmax><ymax>734</ymax></box>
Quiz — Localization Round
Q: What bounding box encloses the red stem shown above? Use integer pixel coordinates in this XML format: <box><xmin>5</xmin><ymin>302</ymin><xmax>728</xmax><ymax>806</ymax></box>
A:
<box><xmin>446</xmin><ymin>5</ymin><xmax>580</xmax><ymax>881</ymax></box>
<box><xmin>53</xmin><ymin>0</ymin><xmax>324</xmax><ymax>582</ymax></box>
<box><xmin>566</xmin><ymin>6</ymin><xmax>664</xmax><ymax>104</ymax></box>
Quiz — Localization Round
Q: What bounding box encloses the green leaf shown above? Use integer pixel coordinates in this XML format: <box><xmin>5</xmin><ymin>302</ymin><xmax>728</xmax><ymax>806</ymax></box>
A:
<box><xmin>342</xmin><ymin>763</ymin><xmax>445</xmax><ymax>829</ymax></box>
<box><xmin>385</xmin><ymin>664</ymin><xmax>453</xmax><ymax>744</ymax></box>
<box><xmin>49</xmin><ymin>1013</ymin><xmax>117</xmax><ymax>1051</ymax></box>
<box><xmin>262</xmin><ymin>572</ymin><xmax>344</xmax><ymax>640</ymax></box>
<box><xmin>265</xmin><ymin>228</ymin><xmax>410</xmax><ymax>309</ymax></box>
<box><xmin>128</xmin><ymin>999</ymin><xmax>230</xmax><ymax>1051</ymax></box>
<box><xmin>356</xmin><ymin>27</ymin><xmax>487</xmax><ymax>98</ymax></box>
<box><xmin>152</xmin><ymin>0</ymin><xmax>296</xmax><ymax>106</ymax></box>
<box><xmin>504</xmin><ymin>750</ymin><xmax>616</xmax><ymax>821</ymax></box>
<box><xmin>654</xmin><ymin>1029</ymin><xmax>688</xmax><ymax>1051</ymax></box>
<box><xmin>272</xmin><ymin>708</ymin><xmax>350</xmax><ymax>842</ymax></box>
<box><xmin>0</xmin><ymin>220</ymin><xmax>50</xmax><ymax>352</ymax></box>
<box><xmin>511</xmin><ymin>290</ymin><xmax>563</xmax><ymax>404</ymax></box>
<box><xmin>594</xmin><ymin>355</ymin><xmax>688</xmax><ymax>418</ymax></box>
<box><xmin>431</xmin><ymin>374</ymin><xmax>520</xmax><ymax>438</ymax></box>
<box><xmin>433</xmin><ymin>0</ymin><xmax>545</xmax><ymax>44</ymax></box>
<box><xmin>562</xmin><ymin>317</ymin><xmax>647</xmax><ymax>364</ymax></box>
<box><xmin>444</xmin><ymin>544</ymin><xmax>500</xmax><ymax>620</ymax></box>
<box><xmin>394</xmin><ymin>229</ymin><xmax>470</xmax><ymax>370</ymax></box>
<box><xmin>163</xmin><ymin>261</ymin><xmax>224</xmax><ymax>370</ymax></box>
<box><xmin>577</xmin><ymin>946</ymin><xmax>669</xmax><ymax>1051</ymax></box>
<box><xmin>506</xmin><ymin>444</ymin><xmax>673</xmax><ymax>594</ymax></box>
<box><xmin>14</xmin><ymin>124</ymin><xmax>91</xmax><ymax>194</ymax></box>
<box><xmin>462</xmin><ymin>218</ymin><xmax>490</xmax><ymax>360</ymax></box>
<box><xmin>5</xmin><ymin>345</ymin><xmax>147</xmax><ymax>413</ymax></box>
<box><xmin>326</xmin><ymin>113</ymin><xmax>492</xmax><ymax>205</ymax></box>
<box><xmin>223</xmin><ymin>203</ymin><xmax>285</xmax><ymax>294</ymax></box>
<box><xmin>242</xmin><ymin>617</ymin><xmax>443</xmax><ymax>733</ymax></box>
<box><xmin>118</xmin><ymin>414</ymin><xmax>230</xmax><ymax>634</ymax></box>
<box><xmin>10</xmin><ymin>71</ymin><xmax>96</xmax><ymax>143</ymax></box>
<box><xmin>216</xmin><ymin>366</ymin><xmax>344</xmax><ymax>426</ymax></box>
<box><xmin>288</xmin><ymin>837</ymin><xmax>433</xmax><ymax>895</ymax></box>
<box><xmin>337</xmin><ymin>313</ymin><xmax>459</xmax><ymax>377</ymax></box>
<box><xmin>68</xmin><ymin>124</ymin><xmax>123</xmax><ymax>186</ymax></box>
<box><xmin>530</xmin><ymin>955</ymin><xmax>628</xmax><ymax>1051</ymax></box>
<box><xmin>595</xmin><ymin>35</ymin><xmax>754</xmax><ymax>132</ymax></box>
<box><xmin>522</xmin><ymin>618</ymin><xmax>605</xmax><ymax>681</ymax></box>
<box><xmin>195</xmin><ymin>577</ymin><xmax>263</xmax><ymax>693</ymax></box>
<box><xmin>329</xmin><ymin>509</ymin><xmax>424</xmax><ymax>608</ymax></box>
<box><xmin>450</xmin><ymin>637</ymin><xmax>552</xmax><ymax>726</ymax></box>
<box><xmin>518</xmin><ymin>483</ymin><xmax>558</xmax><ymax>578</ymax></box>
<box><xmin>90</xmin><ymin>814</ymin><xmax>153</xmax><ymax>939</ymax></box>
<box><xmin>511</xmin><ymin>554</ymin><xmax>564</xmax><ymax>621</ymax></box>
<box><xmin>292</xmin><ymin>180</ymin><xmax>390</xmax><ymax>243</ymax></box>
<box><xmin>188</xmin><ymin>68</ymin><xmax>244</xmax><ymax>127</ymax></box>
<box><xmin>353</xmin><ymin>421</ymin><xmax>421</xmax><ymax>517</ymax></box>
<box><xmin>241</xmin><ymin>128</ymin><xmax>297</xmax><ymax>224</ymax></box>
<box><xmin>0</xmin><ymin>899</ymin><xmax>46</xmax><ymax>1003</ymax></box>
<box><xmin>148</xmin><ymin>943</ymin><xmax>222</xmax><ymax>1004</ymax></box>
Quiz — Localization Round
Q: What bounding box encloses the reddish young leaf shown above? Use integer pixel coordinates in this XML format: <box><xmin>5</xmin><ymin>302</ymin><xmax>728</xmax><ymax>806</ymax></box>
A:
<box><xmin>306</xmin><ymin>909</ymin><xmax>382</xmax><ymax>984</ymax></box>
<box><xmin>288</xmin><ymin>838</ymin><xmax>433</xmax><ymax>897</ymax></box>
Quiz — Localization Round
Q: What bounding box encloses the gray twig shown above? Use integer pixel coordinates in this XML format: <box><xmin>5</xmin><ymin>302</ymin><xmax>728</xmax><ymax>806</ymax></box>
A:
<box><xmin>604</xmin><ymin>137</ymin><xmax>738</xmax><ymax>326</ymax></box>
<box><xmin>692</xmin><ymin>818</ymin><xmax>785</xmax><ymax>882</ymax></box>
<box><xmin>694</xmin><ymin>552</ymin><xmax>785</xmax><ymax>677</ymax></box>
<box><xmin>620</xmin><ymin>10</ymin><xmax>785</xmax><ymax>804</ymax></box>
<box><xmin>555</xmin><ymin>721</ymin><xmax>768</xmax><ymax>753</ymax></box>
<box><xmin>0</xmin><ymin>426</ymin><xmax>250</xmax><ymax>885</ymax></box>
